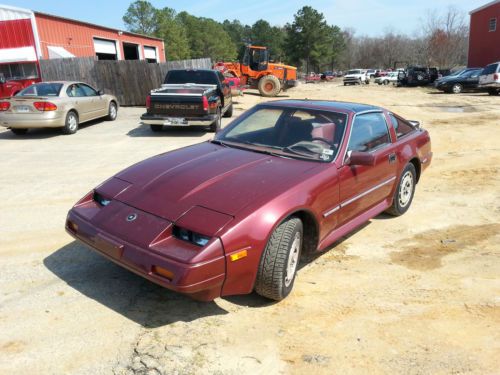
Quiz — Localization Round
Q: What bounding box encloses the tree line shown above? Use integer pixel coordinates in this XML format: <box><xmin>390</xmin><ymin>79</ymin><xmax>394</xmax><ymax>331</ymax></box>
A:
<box><xmin>123</xmin><ymin>1</ymin><xmax>469</xmax><ymax>71</ymax></box>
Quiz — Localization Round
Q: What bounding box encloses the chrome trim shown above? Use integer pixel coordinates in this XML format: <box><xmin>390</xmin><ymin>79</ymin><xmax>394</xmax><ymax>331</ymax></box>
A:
<box><xmin>322</xmin><ymin>175</ymin><xmax>396</xmax><ymax>217</ymax></box>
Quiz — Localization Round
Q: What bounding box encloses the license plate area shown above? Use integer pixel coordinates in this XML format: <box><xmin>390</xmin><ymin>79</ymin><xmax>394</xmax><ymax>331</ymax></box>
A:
<box><xmin>14</xmin><ymin>105</ymin><xmax>31</xmax><ymax>113</ymax></box>
<box><xmin>93</xmin><ymin>233</ymin><xmax>124</xmax><ymax>259</ymax></box>
<box><xmin>164</xmin><ymin>117</ymin><xmax>188</xmax><ymax>126</ymax></box>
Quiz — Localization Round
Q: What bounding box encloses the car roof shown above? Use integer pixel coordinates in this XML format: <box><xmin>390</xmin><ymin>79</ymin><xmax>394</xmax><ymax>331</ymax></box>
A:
<box><xmin>259</xmin><ymin>99</ymin><xmax>381</xmax><ymax>114</ymax></box>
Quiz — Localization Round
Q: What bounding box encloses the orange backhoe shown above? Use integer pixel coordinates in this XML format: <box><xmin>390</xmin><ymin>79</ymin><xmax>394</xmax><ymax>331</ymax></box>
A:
<box><xmin>214</xmin><ymin>45</ymin><xmax>298</xmax><ymax>97</ymax></box>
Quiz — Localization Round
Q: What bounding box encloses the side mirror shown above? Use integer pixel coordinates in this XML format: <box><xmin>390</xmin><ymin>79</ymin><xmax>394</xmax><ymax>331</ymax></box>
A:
<box><xmin>98</xmin><ymin>89</ymin><xmax>104</xmax><ymax>95</ymax></box>
<box><xmin>346</xmin><ymin>151</ymin><xmax>375</xmax><ymax>166</ymax></box>
<box><xmin>408</xmin><ymin>120</ymin><xmax>420</xmax><ymax>128</ymax></box>
<box><xmin>0</xmin><ymin>76</ymin><xmax>5</xmax><ymax>84</ymax></box>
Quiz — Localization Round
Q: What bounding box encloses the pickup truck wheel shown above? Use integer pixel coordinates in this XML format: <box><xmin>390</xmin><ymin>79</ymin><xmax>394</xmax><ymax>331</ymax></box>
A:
<box><xmin>383</xmin><ymin>80</ymin><xmax>389</xmax><ymax>85</ymax></box>
<box><xmin>452</xmin><ymin>84</ymin><xmax>463</xmax><ymax>94</ymax></box>
<box><xmin>223</xmin><ymin>103</ymin><xmax>233</xmax><ymax>118</ymax></box>
<box><xmin>386</xmin><ymin>163</ymin><xmax>416</xmax><ymax>216</ymax></box>
<box><xmin>210</xmin><ymin>108</ymin><xmax>221</xmax><ymax>132</ymax></box>
<box><xmin>488</xmin><ymin>89</ymin><xmax>499</xmax><ymax>96</ymax></box>
<box><xmin>11</xmin><ymin>128</ymin><xmax>28</xmax><ymax>135</ymax></box>
<box><xmin>106</xmin><ymin>102</ymin><xmax>118</xmax><ymax>121</ymax></box>
<box><xmin>62</xmin><ymin>111</ymin><xmax>79</xmax><ymax>135</ymax></box>
<box><xmin>255</xmin><ymin>217</ymin><xmax>303</xmax><ymax>301</ymax></box>
<box><xmin>258</xmin><ymin>75</ymin><xmax>281</xmax><ymax>97</ymax></box>
<box><xmin>150</xmin><ymin>125</ymin><xmax>163</xmax><ymax>132</ymax></box>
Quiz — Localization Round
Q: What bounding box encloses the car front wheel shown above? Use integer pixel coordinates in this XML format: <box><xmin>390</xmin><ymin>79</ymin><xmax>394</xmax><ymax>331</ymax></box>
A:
<box><xmin>386</xmin><ymin>163</ymin><xmax>417</xmax><ymax>216</ymax></box>
<box><xmin>255</xmin><ymin>217</ymin><xmax>303</xmax><ymax>301</ymax></box>
<box><xmin>106</xmin><ymin>102</ymin><xmax>118</xmax><ymax>120</ymax></box>
<box><xmin>452</xmin><ymin>83</ymin><xmax>463</xmax><ymax>94</ymax></box>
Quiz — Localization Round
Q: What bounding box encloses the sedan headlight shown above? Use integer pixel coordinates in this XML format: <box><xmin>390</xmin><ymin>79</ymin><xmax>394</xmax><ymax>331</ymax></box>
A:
<box><xmin>173</xmin><ymin>226</ymin><xmax>210</xmax><ymax>247</ymax></box>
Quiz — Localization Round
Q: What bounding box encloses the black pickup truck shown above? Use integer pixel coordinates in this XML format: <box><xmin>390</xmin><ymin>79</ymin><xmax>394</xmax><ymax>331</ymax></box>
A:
<box><xmin>141</xmin><ymin>69</ymin><xmax>233</xmax><ymax>132</ymax></box>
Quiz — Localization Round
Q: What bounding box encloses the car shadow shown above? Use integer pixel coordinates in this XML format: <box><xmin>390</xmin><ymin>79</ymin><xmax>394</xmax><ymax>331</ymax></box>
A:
<box><xmin>0</xmin><ymin>118</ymin><xmax>105</xmax><ymax>140</ymax></box>
<box><xmin>127</xmin><ymin>125</ymin><xmax>209</xmax><ymax>138</ymax></box>
<box><xmin>43</xmin><ymin>241</ymin><xmax>228</xmax><ymax>328</ymax></box>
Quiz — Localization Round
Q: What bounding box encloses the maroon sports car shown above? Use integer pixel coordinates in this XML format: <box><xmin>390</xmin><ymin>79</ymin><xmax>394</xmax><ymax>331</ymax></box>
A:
<box><xmin>66</xmin><ymin>100</ymin><xmax>432</xmax><ymax>301</ymax></box>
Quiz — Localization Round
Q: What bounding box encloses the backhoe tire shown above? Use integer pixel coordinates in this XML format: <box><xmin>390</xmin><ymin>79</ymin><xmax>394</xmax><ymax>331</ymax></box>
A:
<box><xmin>258</xmin><ymin>75</ymin><xmax>281</xmax><ymax>97</ymax></box>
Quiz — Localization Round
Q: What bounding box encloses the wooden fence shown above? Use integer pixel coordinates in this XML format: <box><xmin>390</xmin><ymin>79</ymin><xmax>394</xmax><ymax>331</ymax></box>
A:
<box><xmin>39</xmin><ymin>57</ymin><xmax>212</xmax><ymax>106</ymax></box>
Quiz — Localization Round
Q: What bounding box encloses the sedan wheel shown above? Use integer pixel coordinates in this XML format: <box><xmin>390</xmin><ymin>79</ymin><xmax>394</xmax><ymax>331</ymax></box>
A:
<box><xmin>63</xmin><ymin>111</ymin><xmax>79</xmax><ymax>135</ymax></box>
<box><xmin>452</xmin><ymin>84</ymin><xmax>463</xmax><ymax>94</ymax></box>
<box><xmin>255</xmin><ymin>217</ymin><xmax>303</xmax><ymax>300</ymax></box>
<box><xmin>386</xmin><ymin>163</ymin><xmax>417</xmax><ymax>216</ymax></box>
<box><xmin>107</xmin><ymin>102</ymin><xmax>117</xmax><ymax>121</ymax></box>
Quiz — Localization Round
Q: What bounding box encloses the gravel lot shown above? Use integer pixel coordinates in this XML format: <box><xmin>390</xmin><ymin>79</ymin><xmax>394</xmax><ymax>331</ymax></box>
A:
<box><xmin>1</xmin><ymin>81</ymin><xmax>499</xmax><ymax>374</ymax></box>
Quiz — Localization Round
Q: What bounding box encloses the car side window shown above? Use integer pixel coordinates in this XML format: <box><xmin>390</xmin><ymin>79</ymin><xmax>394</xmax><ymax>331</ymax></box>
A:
<box><xmin>67</xmin><ymin>84</ymin><xmax>86</xmax><ymax>98</ymax></box>
<box><xmin>79</xmin><ymin>84</ymin><xmax>98</xmax><ymax>96</ymax></box>
<box><xmin>388</xmin><ymin>114</ymin><xmax>415</xmax><ymax>139</ymax></box>
<box><xmin>347</xmin><ymin>113</ymin><xmax>391</xmax><ymax>152</ymax></box>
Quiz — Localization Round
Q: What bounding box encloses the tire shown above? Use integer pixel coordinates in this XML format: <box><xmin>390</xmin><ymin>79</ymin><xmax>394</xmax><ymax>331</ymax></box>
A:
<box><xmin>488</xmin><ymin>89</ymin><xmax>499</xmax><ymax>96</ymax></box>
<box><xmin>258</xmin><ymin>75</ymin><xmax>281</xmax><ymax>97</ymax></box>
<box><xmin>386</xmin><ymin>163</ymin><xmax>417</xmax><ymax>216</ymax></box>
<box><xmin>223</xmin><ymin>103</ymin><xmax>233</xmax><ymax>118</ymax></box>
<box><xmin>62</xmin><ymin>111</ymin><xmax>78</xmax><ymax>135</ymax></box>
<box><xmin>255</xmin><ymin>217</ymin><xmax>303</xmax><ymax>301</ymax></box>
<box><xmin>343</xmin><ymin>83</ymin><xmax>347</xmax><ymax>86</ymax></box>
<box><xmin>11</xmin><ymin>128</ymin><xmax>28</xmax><ymax>135</ymax></box>
<box><xmin>106</xmin><ymin>101</ymin><xmax>118</xmax><ymax>121</ymax></box>
<box><xmin>209</xmin><ymin>107</ymin><xmax>221</xmax><ymax>132</ymax></box>
<box><xmin>357</xmin><ymin>78</ymin><xmax>362</xmax><ymax>85</ymax></box>
<box><xmin>416</xmin><ymin>74</ymin><xmax>424</xmax><ymax>81</ymax></box>
<box><xmin>150</xmin><ymin>125</ymin><xmax>163</xmax><ymax>132</ymax></box>
<box><xmin>383</xmin><ymin>80</ymin><xmax>389</xmax><ymax>85</ymax></box>
<box><xmin>451</xmin><ymin>84</ymin><xmax>463</xmax><ymax>94</ymax></box>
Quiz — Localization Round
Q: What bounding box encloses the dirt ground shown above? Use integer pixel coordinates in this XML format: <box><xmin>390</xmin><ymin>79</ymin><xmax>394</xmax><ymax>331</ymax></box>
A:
<box><xmin>0</xmin><ymin>80</ymin><xmax>499</xmax><ymax>375</ymax></box>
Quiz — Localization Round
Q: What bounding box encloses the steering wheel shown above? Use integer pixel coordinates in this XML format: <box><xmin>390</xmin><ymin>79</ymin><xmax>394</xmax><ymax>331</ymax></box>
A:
<box><xmin>311</xmin><ymin>137</ymin><xmax>331</xmax><ymax>147</ymax></box>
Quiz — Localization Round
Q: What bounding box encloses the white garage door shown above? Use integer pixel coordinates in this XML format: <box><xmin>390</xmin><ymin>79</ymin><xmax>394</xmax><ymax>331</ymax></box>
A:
<box><xmin>93</xmin><ymin>38</ymin><xmax>117</xmax><ymax>54</ymax></box>
<box><xmin>144</xmin><ymin>46</ymin><xmax>157</xmax><ymax>61</ymax></box>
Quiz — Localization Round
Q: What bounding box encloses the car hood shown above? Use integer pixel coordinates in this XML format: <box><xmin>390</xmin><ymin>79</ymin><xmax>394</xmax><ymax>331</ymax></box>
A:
<box><xmin>110</xmin><ymin>142</ymin><xmax>320</xmax><ymax>221</ymax></box>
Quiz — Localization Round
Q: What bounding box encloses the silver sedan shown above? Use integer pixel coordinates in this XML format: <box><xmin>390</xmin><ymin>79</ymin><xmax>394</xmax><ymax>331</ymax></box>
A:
<box><xmin>0</xmin><ymin>81</ymin><xmax>118</xmax><ymax>135</ymax></box>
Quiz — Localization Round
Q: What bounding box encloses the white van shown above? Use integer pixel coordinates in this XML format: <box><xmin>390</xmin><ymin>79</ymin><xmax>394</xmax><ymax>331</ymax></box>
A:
<box><xmin>478</xmin><ymin>62</ymin><xmax>500</xmax><ymax>96</ymax></box>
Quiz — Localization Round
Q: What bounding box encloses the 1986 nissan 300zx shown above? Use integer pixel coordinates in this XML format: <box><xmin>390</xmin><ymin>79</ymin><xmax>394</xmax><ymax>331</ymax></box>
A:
<box><xmin>66</xmin><ymin>100</ymin><xmax>432</xmax><ymax>301</ymax></box>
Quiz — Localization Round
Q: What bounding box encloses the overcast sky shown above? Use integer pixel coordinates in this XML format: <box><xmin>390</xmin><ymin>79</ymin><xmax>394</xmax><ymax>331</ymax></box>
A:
<box><xmin>3</xmin><ymin>0</ymin><xmax>488</xmax><ymax>35</ymax></box>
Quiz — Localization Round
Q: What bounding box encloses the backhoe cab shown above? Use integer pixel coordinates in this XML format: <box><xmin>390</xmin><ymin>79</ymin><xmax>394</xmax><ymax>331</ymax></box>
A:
<box><xmin>215</xmin><ymin>45</ymin><xmax>298</xmax><ymax>97</ymax></box>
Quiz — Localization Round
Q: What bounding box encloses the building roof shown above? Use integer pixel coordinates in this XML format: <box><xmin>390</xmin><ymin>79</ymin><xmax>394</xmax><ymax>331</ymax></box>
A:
<box><xmin>33</xmin><ymin>11</ymin><xmax>163</xmax><ymax>41</ymax></box>
<box><xmin>470</xmin><ymin>0</ymin><xmax>500</xmax><ymax>15</ymax></box>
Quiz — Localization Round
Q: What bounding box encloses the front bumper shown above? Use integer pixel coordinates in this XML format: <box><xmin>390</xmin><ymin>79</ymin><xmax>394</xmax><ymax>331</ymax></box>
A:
<box><xmin>0</xmin><ymin>113</ymin><xmax>65</xmax><ymax>129</ymax></box>
<box><xmin>140</xmin><ymin>113</ymin><xmax>217</xmax><ymax>127</ymax></box>
<box><xmin>66</xmin><ymin>210</ymin><xmax>226</xmax><ymax>301</ymax></box>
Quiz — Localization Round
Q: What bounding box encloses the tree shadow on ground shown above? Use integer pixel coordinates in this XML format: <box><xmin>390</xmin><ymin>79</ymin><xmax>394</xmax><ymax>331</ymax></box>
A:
<box><xmin>43</xmin><ymin>241</ymin><xmax>228</xmax><ymax>328</ymax></box>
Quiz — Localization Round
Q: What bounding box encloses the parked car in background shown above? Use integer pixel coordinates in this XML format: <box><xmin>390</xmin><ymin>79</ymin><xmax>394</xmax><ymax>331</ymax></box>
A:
<box><xmin>305</xmin><ymin>72</ymin><xmax>322</xmax><ymax>83</ymax></box>
<box><xmin>435</xmin><ymin>68</ymin><xmax>483</xmax><ymax>94</ymax></box>
<box><xmin>478</xmin><ymin>61</ymin><xmax>500</xmax><ymax>96</ymax></box>
<box><xmin>66</xmin><ymin>99</ymin><xmax>432</xmax><ymax>302</ymax></box>
<box><xmin>0</xmin><ymin>62</ymin><xmax>41</xmax><ymax>98</ymax></box>
<box><xmin>398</xmin><ymin>66</ymin><xmax>439</xmax><ymax>86</ymax></box>
<box><xmin>321</xmin><ymin>71</ymin><xmax>336</xmax><ymax>81</ymax></box>
<box><xmin>343</xmin><ymin>69</ymin><xmax>370</xmax><ymax>85</ymax></box>
<box><xmin>375</xmin><ymin>72</ymin><xmax>399</xmax><ymax>85</ymax></box>
<box><xmin>366</xmin><ymin>69</ymin><xmax>376</xmax><ymax>78</ymax></box>
<box><xmin>374</xmin><ymin>70</ymin><xmax>388</xmax><ymax>78</ymax></box>
<box><xmin>0</xmin><ymin>81</ymin><xmax>118</xmax><ymax>135</ymax></box>
<box><xmin>141</xmin><ymin>69</ymin><xmax>233</xmax><ymax>133</ymax></box>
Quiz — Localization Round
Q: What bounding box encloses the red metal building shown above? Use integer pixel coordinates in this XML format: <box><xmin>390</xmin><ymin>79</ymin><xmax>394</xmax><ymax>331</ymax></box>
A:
<box><xmin>468</xmin><ymin>0</ymin><xmax>500</xmax><ymax>67</ymax></box>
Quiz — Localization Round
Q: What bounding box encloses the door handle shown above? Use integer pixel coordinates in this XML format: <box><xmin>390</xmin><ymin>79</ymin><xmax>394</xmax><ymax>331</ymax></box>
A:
<box><xmin>388</xmin><ymin>153</ymin><xmax>397</xmax><ymax>164</ymax></box>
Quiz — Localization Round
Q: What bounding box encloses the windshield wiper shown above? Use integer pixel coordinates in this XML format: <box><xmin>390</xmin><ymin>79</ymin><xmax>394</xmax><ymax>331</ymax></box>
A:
<box><xmin>210</xmin><ymin>139</ymin><xmax>228</xmax><ymax>147</ymax></box>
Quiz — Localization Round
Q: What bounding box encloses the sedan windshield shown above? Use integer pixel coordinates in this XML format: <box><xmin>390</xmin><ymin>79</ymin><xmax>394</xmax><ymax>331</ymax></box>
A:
<box><xmin>17</xmin><ymin>83</ymin><xmax>63</xmax><ymax>97</ymax></box>
<box><xmin>214</xmin><ymin>106</ymin><xmax>348</xmax><ymax>162</ymax></box>
<box><xmin>347</xmin><ymin>70</ymin><xmax>361</xmax><ymax>75</ymax></box>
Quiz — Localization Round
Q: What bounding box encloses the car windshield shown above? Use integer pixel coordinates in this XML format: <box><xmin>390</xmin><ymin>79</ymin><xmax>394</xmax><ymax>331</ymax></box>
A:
<box><xmin>214</xmin><ymin>106</ymin><xmax>348</xmax><ymax>162</ymax></box>
<box><xmin>17</xmin><ymin>83</ymin><xmax>63</xmax><ymax>97</ymax></box>
<box><xmin>165</xmin><ymin>70</ymin><xmax>218</xmax><ymax>85</ymax></box>
<box><xmin>347</xmin><ymin>70</ymin><xmax>361</xmax><ymax>75</ymax></box>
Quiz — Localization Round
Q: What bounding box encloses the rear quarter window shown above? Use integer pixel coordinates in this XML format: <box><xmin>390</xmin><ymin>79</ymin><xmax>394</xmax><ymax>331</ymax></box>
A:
<box><xmin>482</xmin><ymin>64</ymin><xmax>499</xmax><ymax>75</ymax></box>
<box><xmin>389</xmin><ymin>114</ymin><xmax>415</xmax><ymax>139</ymax></box>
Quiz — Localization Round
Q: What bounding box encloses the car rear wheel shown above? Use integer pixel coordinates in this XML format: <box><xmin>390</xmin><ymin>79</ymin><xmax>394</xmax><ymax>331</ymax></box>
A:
<box><xmin>386</xmin><ymin>163</ymin><xmax>417</xmax><ymax>216</ymax></box>
<box><xmin>150</xmin><ymin>125</ymin><xmax>163</xmax><ymax>132</ymax></box>
<box><xmin>11</xmin><ymin>128</ymin><xmax>28</xmax><ymax>135</ymax></box>
<box><xmin>223</xmin><ymin>103</ymin><xmax>233</xmax><ymax>118</ymax></box>
<box><xmin>255</xmin><ymin>217</ymin><xmax>303</xmax><ymax>301</ymax></box>
<box><xmin>488</xmin><ymin>89</ymin><xmax>499</xmax><ymax>96</ymax></box>
<box><xmin>62</xmin><ymin>111</ymin><xmax>78</xmax><ymax>135</ymax></box>
<box><xmin>383</xmin><ymin>80</ymin><xmax>389</xmax><ymax>85</ymax></box>
<box><xmin>452</xmin><ymin>83</ymin><xmax>463</xmax><ymax>94</ymax></box>
<box><xmin>106</xmin><ymin>102</ymin><xmax>118</xmax><ymax>121</ymax></box>
<box><xmin>209</xmin><ymin>107</ymin><xmax>221</xmax><ymax>132</ymax></box>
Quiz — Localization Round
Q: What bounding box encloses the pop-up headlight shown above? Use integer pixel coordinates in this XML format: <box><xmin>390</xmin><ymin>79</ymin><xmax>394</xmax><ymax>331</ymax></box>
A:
<box><xmin>173</xmin><ymin>226</ymin><xmax>210</xmax><ymax>247</ymax></box>
<box><xmin>93</xmin><ymin>191</ymin><xmax>111</xmax><ymax>207</ymax></box>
